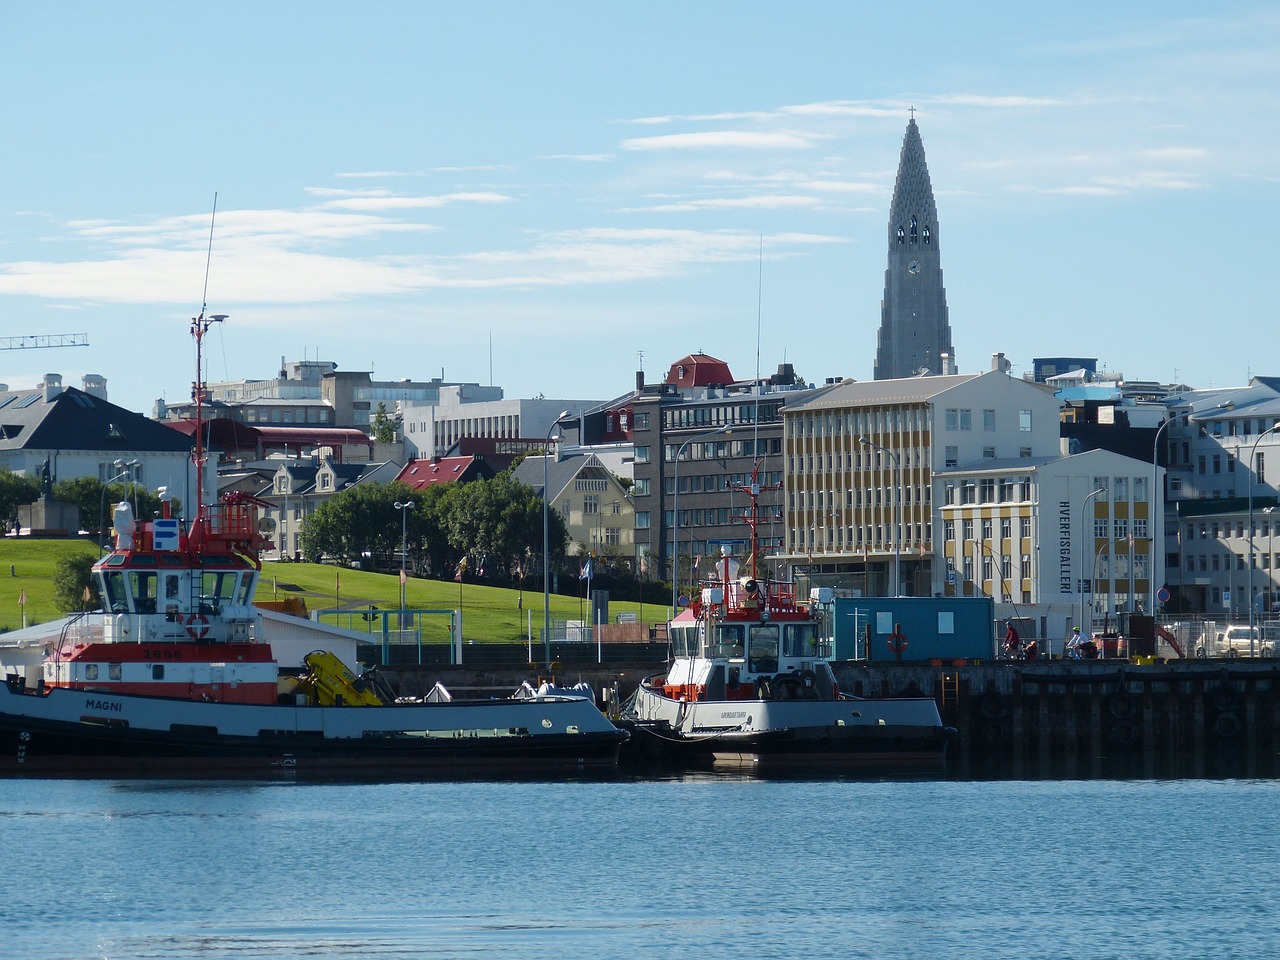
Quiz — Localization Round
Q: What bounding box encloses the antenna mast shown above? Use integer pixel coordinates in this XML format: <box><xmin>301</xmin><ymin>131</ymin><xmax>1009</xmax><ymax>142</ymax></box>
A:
<box><xmin>189</xmin><ymin>194</ymin><xmax>225</xmax><ymax>545</ymax></box>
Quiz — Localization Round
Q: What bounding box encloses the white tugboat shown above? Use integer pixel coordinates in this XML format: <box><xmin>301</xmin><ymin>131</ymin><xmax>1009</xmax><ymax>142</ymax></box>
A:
<box><xmin>622</xmin><ymin>468</ymin><xmax>950</xmax><ymax>771</ymax></box>
<box><xmin>0</xmin><ymin>312</ymin><xmax>626</xmax><ymax>777</ymax></box>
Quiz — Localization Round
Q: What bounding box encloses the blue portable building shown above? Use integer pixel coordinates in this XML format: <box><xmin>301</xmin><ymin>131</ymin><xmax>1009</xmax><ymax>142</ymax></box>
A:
<box><xmin>833</xmin><ymin>596</ymin><xmax>995</xmax><ymax>662</ymax></box>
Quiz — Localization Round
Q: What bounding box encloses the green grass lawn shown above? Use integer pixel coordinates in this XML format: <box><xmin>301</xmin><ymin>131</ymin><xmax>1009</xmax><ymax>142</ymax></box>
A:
<box><xmin>0</xmin><ymin>537</ymin><xmax>666</xmax><ymax>641</ymax></box>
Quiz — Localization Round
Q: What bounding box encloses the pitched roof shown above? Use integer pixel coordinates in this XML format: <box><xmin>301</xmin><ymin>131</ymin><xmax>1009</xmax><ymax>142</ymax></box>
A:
<box><xmin>786</xmin><ymin>373</ymin><xmax>978</xmax><ymax>411</ymax></box>
<box><xmin>395</xmin><ymin>456</ymin><xmax>495</xmax><ymax>490</ymax></box>
<box><xmin>0</xmin><ymin>385</ymin><xmax>192</xmax><ymax>454</ymax></box>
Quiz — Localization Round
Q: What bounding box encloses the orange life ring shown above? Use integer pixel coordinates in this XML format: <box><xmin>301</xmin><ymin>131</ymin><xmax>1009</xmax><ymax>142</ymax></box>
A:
<box><xmin>887</xmin><ymin>631</ymin><xmax>908</xmax><ymax>655</ymax></box>
<box><xmin>185</xmin><ymin>613</ymin><xmax>210</xmax><ymax>640</ymax></box>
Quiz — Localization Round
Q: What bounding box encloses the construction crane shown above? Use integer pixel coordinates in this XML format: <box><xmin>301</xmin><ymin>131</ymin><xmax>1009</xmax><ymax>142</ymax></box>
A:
<box><xmin>0</xmin><ymin>333</ymin><xmax>90</xmax><ymax>350</ymax></box>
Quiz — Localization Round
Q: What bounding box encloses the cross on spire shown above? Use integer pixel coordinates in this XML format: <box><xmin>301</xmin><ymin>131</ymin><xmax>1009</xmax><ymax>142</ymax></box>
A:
<box><xmin>909</xmin><ymin>105</ymin><xmax>916</xmax><ymax>120</ymax></box>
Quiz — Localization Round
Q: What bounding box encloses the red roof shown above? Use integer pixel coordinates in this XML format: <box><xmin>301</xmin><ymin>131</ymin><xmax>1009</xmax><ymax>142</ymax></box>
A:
<box><xmin>665</xmin><ymin>353</ymin><xmax>734</xmax><ymax>388</ymax></box>
<box><xmin>395</xmin><ymin>456</ymin><xmax>494</xmax><ymax>490</ymax></box>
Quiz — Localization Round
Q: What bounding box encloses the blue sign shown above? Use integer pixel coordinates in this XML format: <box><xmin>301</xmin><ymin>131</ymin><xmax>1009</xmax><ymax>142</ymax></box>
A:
<box><xmin>152</xmin><ymin>518</ymin><xmax>180</xmax><ymax>551</ymax></box>
<box><xmin>1157</xmin><ymin>587</ymin><xmax>1171</xmax><ymax>604</ymax></box>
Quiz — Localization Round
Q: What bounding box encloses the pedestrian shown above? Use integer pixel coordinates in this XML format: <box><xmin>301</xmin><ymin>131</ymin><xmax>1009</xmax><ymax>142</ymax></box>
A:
<box><xmin>1002</xmin><ymin>621</ymin><xmax>1021</xmax><ymax>658</ymax></box>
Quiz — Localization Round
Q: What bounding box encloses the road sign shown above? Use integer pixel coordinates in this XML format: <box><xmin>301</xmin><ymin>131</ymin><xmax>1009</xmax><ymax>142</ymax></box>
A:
<box><xmin>1157</xmin><ymin>587</ymin><xmax>1171</xmax><ymax>604</ymax></box>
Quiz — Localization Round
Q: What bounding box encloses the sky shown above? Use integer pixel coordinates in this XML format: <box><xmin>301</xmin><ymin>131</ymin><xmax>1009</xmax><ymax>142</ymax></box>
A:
<box><xmin>1</xmin><ymin>2</ymin><xmax>1277</xmax><ymax>417</ymax></box>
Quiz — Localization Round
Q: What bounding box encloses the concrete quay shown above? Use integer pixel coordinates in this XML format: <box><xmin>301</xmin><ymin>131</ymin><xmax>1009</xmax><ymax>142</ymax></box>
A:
<box><xmin>381</xmin><ymin>658</ymin><xmax>1280</xmax><ymax>779</ymax></box>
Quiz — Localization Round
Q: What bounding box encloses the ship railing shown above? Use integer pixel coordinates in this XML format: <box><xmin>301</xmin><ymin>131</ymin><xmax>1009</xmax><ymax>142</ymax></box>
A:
<box><xmin>709</xmin><ymin>578</ymin><xmax>800</xmax><ymax>611</ymax></box>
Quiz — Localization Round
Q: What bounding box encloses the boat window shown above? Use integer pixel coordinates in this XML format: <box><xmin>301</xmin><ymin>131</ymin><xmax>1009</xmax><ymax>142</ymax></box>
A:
<box><xmin>100</xmin><ymin>571</ymin><xmax>129</xmax><ymax>613</ymax></box>
<box><xmin>748</xmin><ymin>625</ymin><xmax>779</xmax><ymax>674</ymax></box>
<box><xmin>200</xmin><ymin>571</ymin><xmax>240</xmax><ymax>611</ymax></box>
<box><xmin>128</xmin><ymin>571</ymin><xmax>158</xmax><ymax>614</ymax></box>
<box><xmin>237</xmin><ymin>572</ymin><xmax>256</xmax><ymax>606</ymax></box>
<box><xmin>672</xmin><ymin>625</ymin><xmax>698</xmax><ymax>657</ymax></box>
<box><xmin>710</xmin><ymin>624</ymin><xmax>744</xmax><ymax>658</ymax></box>
<box><xmin>783</xmin><ymin>623</ymin><xmax>818</xmax><ymax>657</ymax></box>
<box><xmin>164</xmin><ymin>574</ymin><xmax>181</xmax><ymax>600</ymax></box>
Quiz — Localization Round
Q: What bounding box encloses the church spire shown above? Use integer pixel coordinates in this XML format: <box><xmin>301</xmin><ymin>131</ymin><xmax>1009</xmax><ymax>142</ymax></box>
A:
<box><xmin>874</xmin><ymin>116</ymin><xmax>955</xmax><ymax>380</ymax></box>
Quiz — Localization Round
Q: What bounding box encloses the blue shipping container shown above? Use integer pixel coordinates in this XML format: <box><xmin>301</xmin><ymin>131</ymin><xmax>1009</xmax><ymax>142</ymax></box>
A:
<box><xmin>833</xmin><ymin>596</ymin><xmax>995</xmax><ymax>662</ymax></box>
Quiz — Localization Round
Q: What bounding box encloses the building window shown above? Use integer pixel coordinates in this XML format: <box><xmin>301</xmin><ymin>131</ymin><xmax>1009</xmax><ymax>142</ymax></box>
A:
<box><xmin>982</xmin><ymin>447</ymin><xmax>996</xmax><ymax>459</ymax></box>
<box><xmin>979</xmin><ymin>479</ymin><xmax>995</xmax><ymax>502</ymax></box>
<box><xmin>945</xmin><ymin>408</ymin><xmax>958</xmax><ymax>430</ymax></box>
<box><xmin>583</xmin><ymin>495</ymin><xmax>599</xmax><ymax>515</ymax></box>
<box><xmin>945</xmin><ymin>445</ymin><xmax>958</xmax><ymax>468</ymax></box>
<box><xmin>983</xmin><ymin>409</ymin><xmax>996</xmax><ymax>431</ymax></box>
<box><xmin>635</xmin><ymin>446</ymin><xmax>650</xmax><ymax>464</ymax></box>
<box><xmin>959</xmin><ymin>409</ymin><xmax>972</xmax><ymax>431</ymax></box>
<box><xmin>944</xmin><ymin>520</ymin><xmax>955</xmax><ymax>542</ymax></box>
<box><xmin>1019</xmin><ymin>410</ymin><xmax>1032</xmax><ymax>432</ymax></box>
<box><xmin>962</xmin><ymin>519</ymin><xmax>974</xmax><ymax>541</ymax></box>
<box><xmin>635</xmin><ymin>512</ymin><xmax>650</xmax><ymax>529</ymax></box>
<box><xmin>1001</xmin><ymin>517</ymin><xmax>1012</xmax><ymax>539</ymax></box>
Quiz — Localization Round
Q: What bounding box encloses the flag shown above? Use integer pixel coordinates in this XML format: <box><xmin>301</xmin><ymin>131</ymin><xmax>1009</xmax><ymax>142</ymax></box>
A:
<box><xmin>454</xmin><ymin>557</ymin><xmax>468</xmax><ymax>582</ymax></box>
<box><xmin>579</xmin><ymin>557</ymin><xmax>593</xmax><ymax>580</ymax></box>
<box><xmin>478</xmin><ymin>554</ymin><xmax>486</xmax><ymax>576</ymax></box>
<box><xmin>18</xmin><ymin>590</ymin><xmax>25</xmax><ymax>605</ymax></box>
<box><xmin>399</xmin><ymin>568</ymin><xmax>407</xmax><ymax>585</ymax></box>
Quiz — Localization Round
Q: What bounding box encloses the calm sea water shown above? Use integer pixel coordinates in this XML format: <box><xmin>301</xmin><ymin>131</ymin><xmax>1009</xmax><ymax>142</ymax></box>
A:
<box><xmin>1</xmin><ymin>773</ymin><xmax>1277</xmax><ymax>960</ymax></box>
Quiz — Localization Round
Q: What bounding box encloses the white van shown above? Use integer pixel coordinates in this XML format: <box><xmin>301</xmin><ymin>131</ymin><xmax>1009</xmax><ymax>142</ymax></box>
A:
<box><xmin>1197</xmin><ymin>624</ymin><xmax>1268</xmax><ymax>658</ymax></box>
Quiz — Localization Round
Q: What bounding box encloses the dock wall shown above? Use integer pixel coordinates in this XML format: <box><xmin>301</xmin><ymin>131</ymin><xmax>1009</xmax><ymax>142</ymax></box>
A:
<box><xmin>383</xmin><ymin>659</ymin><xmax>1280</xmax><ymax>778</ymax></box>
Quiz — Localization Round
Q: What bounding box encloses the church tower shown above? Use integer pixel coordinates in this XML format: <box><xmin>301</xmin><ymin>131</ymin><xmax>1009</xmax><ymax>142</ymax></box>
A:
<box><xmin>874</xmin><ymin>116</ymin><xmax>955</xmax><ymax>380</ymax></box>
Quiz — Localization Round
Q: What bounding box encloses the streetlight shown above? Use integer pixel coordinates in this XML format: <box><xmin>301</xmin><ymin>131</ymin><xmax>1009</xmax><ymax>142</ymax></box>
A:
<box><xmin>1079</xmin><ymin>487</ymin><xmax>1107</xmax><ymax>637</ymax></box>
<box><xmin>393</xmin><ymin>499</ymin><xmax>414</xmax><ymax>611</ymax></box>
<box><xmin>859</xmin><ymin>437</ymin><xmax>901</xmax><ymax>597</ymax></box>
<box><xmin>670</xmin><ymin>424</ymin><xmax>733</xmax><ymax>617</ymax></box>
<box><xmin>1266</xmin><ymin>506</ymin><xmax>1277</xmax><ymax>622</ymax></box>
<box><xmin>1149</xmin><ymin>416</ymin><xmax>1176</xmax><ymax>619</ymax></box>
<box><xmin>543</xmin><ymin>410</ymin><xmax>569</xmax><ymax>667</ymax></box>
<box><xmin>99</xmin><ymin>459</ymin><xmax>134</xmax><ymax>552</ymax></box>
<box><xmin>1246</xmin><ymin>420</ymin><xmax>1280</xmax><ymax>655</ymax></box>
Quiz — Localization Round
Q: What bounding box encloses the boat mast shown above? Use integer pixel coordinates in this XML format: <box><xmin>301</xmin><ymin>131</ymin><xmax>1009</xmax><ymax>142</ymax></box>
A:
<box><xmin>189</xmin><ymin>194</ymin><xmax>224</xmax><ymax>550</ymax></box>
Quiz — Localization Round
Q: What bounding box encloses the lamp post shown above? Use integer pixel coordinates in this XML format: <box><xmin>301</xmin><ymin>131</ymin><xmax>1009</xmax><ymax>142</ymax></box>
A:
<box><xmin>671</xmin><ymin>424</ymin><xmax>732</xmax><ymax>616</ymax></box>
<box><xmin>543</xmin><ymin>410</ymin><xmax>569</xmax><ymax>667</ymax></box>
<box><xmin>99</xmin><ymin>460</ymin><xmax>132</xmax><ymax>552</ymax></box>
<box><xmin>394</xmin><ymin>499</ymin><xmax>414</xmax><ymax>612</ymax></box>
<box><xmin>1266</xmin><ymin>506</ymin><xmax>1277</xmax><ymax>620</ymax></box>
<box><xmin>859</xmin><ymin>437</ymin><xmax>901</xmax><ymax>597</ymax></box>
<box><xmin>1079</xmin><ymin>487</ymin><xmax>1106</xmax><ymax>637</ymax></box>
<box><xmin>1149</xmin><ymin>416</ymin><xmax>1176</xmax><ymax>619</ymax></box>
<box><xmin>1246</xmin><ymin>421</ymin><xmax>1280</xmax><ymax>655</ymax></box>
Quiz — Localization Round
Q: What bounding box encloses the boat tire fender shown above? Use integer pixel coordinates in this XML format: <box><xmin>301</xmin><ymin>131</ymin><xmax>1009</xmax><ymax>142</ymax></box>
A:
<box><xmin>798</xmin><ymin>669</ymin><xmax>818</xmax><ymax>690</ymax></box>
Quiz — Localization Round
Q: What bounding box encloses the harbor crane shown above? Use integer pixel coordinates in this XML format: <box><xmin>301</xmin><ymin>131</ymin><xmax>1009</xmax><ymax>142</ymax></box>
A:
<box><xmin>0</xmin><ymin>333</ymin><xmax>90</xmax><ymax>350</ymax></box>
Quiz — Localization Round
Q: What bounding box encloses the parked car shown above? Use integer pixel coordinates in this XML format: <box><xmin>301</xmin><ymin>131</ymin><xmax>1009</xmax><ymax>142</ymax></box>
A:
<box><xmin>1196</xmin><ymin>624</ymin><xmax>1268</xmax><ymax>658</ymax></box>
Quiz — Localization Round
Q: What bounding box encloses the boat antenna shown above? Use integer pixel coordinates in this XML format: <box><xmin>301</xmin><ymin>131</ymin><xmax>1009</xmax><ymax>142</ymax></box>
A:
<box><xmin>189</xmin><ymin>194</ymin><xmax>226</xmax><ymax>549</ymax></box>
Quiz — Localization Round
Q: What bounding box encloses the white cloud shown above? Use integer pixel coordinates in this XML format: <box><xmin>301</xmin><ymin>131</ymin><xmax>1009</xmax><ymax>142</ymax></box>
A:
<box><xmin>322</xmin><ymin>192</ymin><xmax>513</xmax><ymax>211</ymax></box>
<box><xmin>621</xmin><ymin>131</ymin><xmax>815</xmax><ymax>151</ymax></box>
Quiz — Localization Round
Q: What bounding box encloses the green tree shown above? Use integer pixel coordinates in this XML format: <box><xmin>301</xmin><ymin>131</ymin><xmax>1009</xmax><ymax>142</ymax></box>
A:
<box><xmin>371</xmin><ymin>402</ymin><xmax>402</xmax><ymax>444</ymax></box>
<box><xmin>53</xmin><ymin>476</ymin><xmax>180</xmax><ymax>537</ymax></box>
<box><xmin>300</xmin><ymin>481</ymin><xmax>411</xmax><ymax>568</ymax></box>
<box><xmin>0</xmin><ymin>467</ymin><xmax>39</xmax><ymax>526</ymax></box>
<box><xmin>52</xmin><ymin>552</ymin><xmax>100</xmax><ymax>613</ymax></box>
<box><xmin>447</xmin><ymin>473</ymin><xmax>567</xmax><ymax>583</ymax></box>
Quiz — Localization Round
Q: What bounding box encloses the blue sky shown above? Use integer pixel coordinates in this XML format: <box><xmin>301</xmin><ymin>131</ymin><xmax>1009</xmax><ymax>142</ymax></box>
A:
<box><xmin>1</xmin><ymin>2</ymin><xmax>1276</xmax><ymax>416</ymax></box>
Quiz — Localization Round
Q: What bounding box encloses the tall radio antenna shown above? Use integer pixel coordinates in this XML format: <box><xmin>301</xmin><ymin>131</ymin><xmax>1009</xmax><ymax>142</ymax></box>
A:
<box><xmin>199</xmin><ymin>192</ymin><xmax>219</xmax><ymax>322</ymax></box>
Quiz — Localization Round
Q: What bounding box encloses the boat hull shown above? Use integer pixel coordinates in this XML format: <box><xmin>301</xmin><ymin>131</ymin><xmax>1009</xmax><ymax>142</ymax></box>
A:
<box><xmin>0</xmin><ymin>683</ymin><xmax>627</xmax><ymax>778</ymax></box>
<box><xmin>622</xmin><ymin>683</ymin><xmax>950</xmax><ymax>772</ymax></box>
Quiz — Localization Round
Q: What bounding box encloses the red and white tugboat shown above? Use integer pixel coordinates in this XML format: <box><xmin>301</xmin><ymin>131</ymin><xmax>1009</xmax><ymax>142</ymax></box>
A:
<box><xmin>622</xmin><ymin>469</ymin><xmax>950</xmax><ymax>771</ymax></box>
<box><xmin>0</xmin><ymin>312</ymin><xmax>625</xmax><ymax>777</ymax></box>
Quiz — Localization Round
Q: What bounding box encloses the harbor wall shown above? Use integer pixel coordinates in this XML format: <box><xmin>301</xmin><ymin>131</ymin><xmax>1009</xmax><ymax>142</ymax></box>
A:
<box><xmin>382</xmin><ymin>658</ymin><xmax>1280</xmax><ymax>778</ymax></box>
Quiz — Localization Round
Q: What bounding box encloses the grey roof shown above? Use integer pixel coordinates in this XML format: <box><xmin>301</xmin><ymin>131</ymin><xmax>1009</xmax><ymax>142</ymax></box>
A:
<box><xmin>511</xmin><ymin>451</ymin><xmax>614</xmax><ymax>500</ymax></box>
<box><xmin>0</xmin><ymin>386</ymin><xmax>192</xmax><ymax>455</ymax></box>
<box><xmin>786</xmin><ymin>373</ymin><xmax>978</xmax><ymax>411</ymax></box>
<box><xmin>932</xmin><ymin>456</ymin><xmax>1060</xmax><ymax>476</ymax></box>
